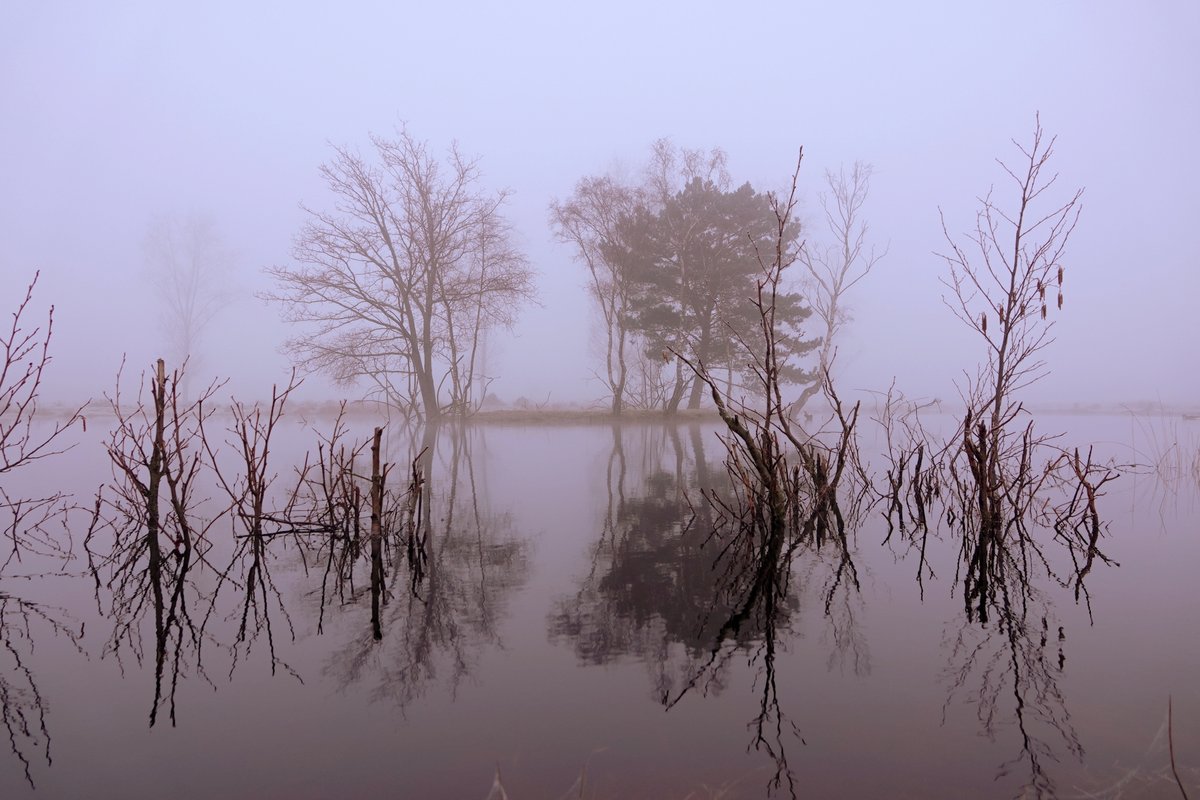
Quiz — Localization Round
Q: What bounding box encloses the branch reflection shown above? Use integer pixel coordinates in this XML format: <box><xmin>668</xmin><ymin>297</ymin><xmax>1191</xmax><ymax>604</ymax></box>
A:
<box><xmin>326</xmin><ymin>425</ymin><xmax>529</xmax><ymax>709</ymax></box>
<box><xmin>550</xmin><ymin>424</ymin><xmax>866</xmax><ymax>797</ymax></box>
<box><xmin>0</xmin><ymin>593</ymin><xmax>83</xmax><ymax>787</ymax></box>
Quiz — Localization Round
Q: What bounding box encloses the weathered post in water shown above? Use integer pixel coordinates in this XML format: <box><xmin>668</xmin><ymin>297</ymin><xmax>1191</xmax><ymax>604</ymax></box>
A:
<box><xmin>370</xmin><ymin>426</ymin><xmax>386</xmax><ymax>640</ymax></box>
<box><xmin>147</xmin><ymin>358</ymin><xmax>168</xmax><ymax>678</ymax></box>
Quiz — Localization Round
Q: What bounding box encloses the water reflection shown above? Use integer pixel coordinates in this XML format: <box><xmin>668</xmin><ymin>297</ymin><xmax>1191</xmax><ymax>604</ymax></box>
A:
<box><xmin>875</xmin><ymin>406</ymin><xmax>1121</xmax><ymax>797</ymax></box>
<box><xmin>939</xmin><ymin>458</ymin><xmax>1097</xmax><ymax>797</ymax></box>
<box><xmin>550</xmin><ymin>424</ymin><xmax>864</xmax><ymax>797</ymax></box>
<box><xmin>4</xmin><ymin>412</ymin><xmax>1190</xmax><ymax>798</ymax></box>
<box><xmin>84</xmin><ymin>363</ymin><xmax>217</xmax><ymax>727</ymax></box>
<box><xmin>327</xmin><ymin>425</ymin><xmax>529</xmax><ymax>709</ymax></box>
<box><xmin>0</xmin><ymin>593</ymin><xmax>83</xmax><ymax>786</ymax></box>
<box><xmin>82</xmin><ymin>373</ymin><xmax>530</xmax><ymax>727</ymax></box>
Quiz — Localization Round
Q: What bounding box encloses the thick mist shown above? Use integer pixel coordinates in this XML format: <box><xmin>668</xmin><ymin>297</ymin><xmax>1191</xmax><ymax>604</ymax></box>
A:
<box><xmin>2</xmin><ymin>1</ymin><xmax>1196</xmax><ymax>409</ymax></box>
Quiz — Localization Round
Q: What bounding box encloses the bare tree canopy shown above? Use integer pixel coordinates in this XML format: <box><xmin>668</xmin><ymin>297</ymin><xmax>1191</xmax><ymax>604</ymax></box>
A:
<box><xmin>939</xmin><ymin>115</ymin><xmax>1083</xmax><ymax>433</ymax></box>
<box><xmin>549</xmin><ymin>175</ymin><xmax>644</xmax><ymax>414</ymax></box>
<box><xmin>795</xmin><ymin>163</ymin><xmax>886</xmax><ymax>413</ymax></box>
<box><xmin>264</xmin><ymin>129</ymin><xmax>536</xmax><ymax>420</ymax></box>
<box><xmin>1</xmin><ymin>272</ymin><xmax>85</xmax><ymax>564</ymax></box>
<box><xmin>143</xmin><ymin>213</ymin><xmax>234</xmax><ymax>381</ymax></box>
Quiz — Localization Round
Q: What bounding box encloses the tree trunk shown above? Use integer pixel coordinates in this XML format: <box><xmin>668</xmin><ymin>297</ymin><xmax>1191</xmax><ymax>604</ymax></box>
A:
<box><xmin>369</xmin><ymin>426</ymin><xmax>385</xmax><ymax>641</ymax></box>
<box><xmin>685</xmin><ymin>316</ymin><xmax>714</xmax><ymax>410</ymax></box>
<box><xmin>664</xmin><ymin>359</ymin><xmax>689</xmax><ymax>414</ymax></box>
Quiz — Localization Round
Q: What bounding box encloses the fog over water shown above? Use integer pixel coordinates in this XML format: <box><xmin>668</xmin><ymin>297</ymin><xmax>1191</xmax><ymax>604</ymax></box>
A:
<box><xmin>4</xmin><ymin>8</ymin><xmax>1200</xmax><ymax>796</ymax></box>
<box><xmin>1</xmin><ymin>1</ymin><xmax>1197</xmax><ymax>407</ymax></box>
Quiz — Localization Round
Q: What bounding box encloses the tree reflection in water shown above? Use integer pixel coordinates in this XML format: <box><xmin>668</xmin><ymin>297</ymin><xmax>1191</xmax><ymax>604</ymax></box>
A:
<box><xmin>85</xmin><ymin>361</ymin><xmax>221</xmax><ymax>728</ymax></box>
<box><xmin>82</xmin><ymin>367</ymin><xmax>528</xmax><ymax>727</ymax></box>
<box><xmin>0</xmin><ymin>594</ymin><xmax>83</xmax><ymax>787</ymax></box>
<box><xmin>327</xmin><ymin>425</ymin><xmax>529</xmax><ymax>710</ymax></box>
<box><xmin>935</xmin><ymin>467</ymin><xmax>1105</xmax><ymax>799</ymax></box>
<box><xmin>877</xmin><ymin>399</ymin><xmax>1122</xmax><ymax>797</ymax></box>
<box><xmin>550</xmin><ymin>424</ymin><xmax>866</xmax><ymax>797</ymax></box>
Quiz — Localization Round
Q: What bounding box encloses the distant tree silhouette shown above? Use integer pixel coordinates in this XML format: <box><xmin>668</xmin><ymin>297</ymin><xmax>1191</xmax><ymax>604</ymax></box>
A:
<box><xmin>143</xmin><ymin>214</ymin><xmax>233</xmax><ymax>395</ymax></box>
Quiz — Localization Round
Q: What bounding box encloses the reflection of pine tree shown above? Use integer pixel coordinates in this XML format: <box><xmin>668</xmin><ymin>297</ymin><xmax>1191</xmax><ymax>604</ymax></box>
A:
<box><xmin>551</xmin><ymin>423</ymin><xmax>867</xmax><ymax>799</ymax></box>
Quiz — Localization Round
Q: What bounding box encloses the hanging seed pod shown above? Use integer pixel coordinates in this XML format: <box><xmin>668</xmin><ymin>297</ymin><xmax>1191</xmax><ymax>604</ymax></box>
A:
<box><xmin>1038</xmin><ymin>280</ymin><xmax>1045</xmax><ymax>301</ymax></box>
<box><xmin>1057</xmin><ymin>291</ymin><xmax>1063</xmax><ymax>310</ymax></box>
<box><xmin>982</xmin><ymin>312</ymin><xmax>988</xmax><ymax>334</ymax></box>
<box><xmin>1041</xmin><ymin>304</ymin><xmax>1047</xmax><ymax>320</ymax></box>
<box><xmin>1020</xmin><ymin>301</ymin><xmax>1027</xmax><ymax>317</ymax></box>
<box><xmin>1057</xmin><ymin>265</ymin><xmax>1064</xmax><ymax>287</ymax></box>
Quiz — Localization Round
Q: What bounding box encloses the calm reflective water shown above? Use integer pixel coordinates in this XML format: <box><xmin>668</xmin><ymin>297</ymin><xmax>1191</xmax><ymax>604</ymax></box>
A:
<box><xmin>1</xmin><ymin>416</ymin><xmax>1197</xmax><ymax>798</ymax></box>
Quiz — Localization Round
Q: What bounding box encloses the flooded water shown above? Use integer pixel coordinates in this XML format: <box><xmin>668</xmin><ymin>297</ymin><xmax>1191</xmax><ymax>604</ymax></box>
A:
<box><xmin>1</xmin><ymin>414</ymin><xmax>1197</xmax><ymax>798</ymax></box>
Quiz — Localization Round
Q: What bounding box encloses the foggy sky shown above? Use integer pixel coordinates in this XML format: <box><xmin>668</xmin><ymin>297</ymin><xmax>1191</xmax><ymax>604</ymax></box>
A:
<box><xmin>2</xmin><ymin>1</ymin><xmax>1196</xmax><ymax>407</ymax></box>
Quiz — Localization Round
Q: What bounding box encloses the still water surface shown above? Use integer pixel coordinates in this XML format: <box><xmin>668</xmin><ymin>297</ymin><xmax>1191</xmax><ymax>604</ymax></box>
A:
<box><xmin>1</xmin><ymin>416</ymin><xmax>1197</xmax><ymax>798</ymax></box>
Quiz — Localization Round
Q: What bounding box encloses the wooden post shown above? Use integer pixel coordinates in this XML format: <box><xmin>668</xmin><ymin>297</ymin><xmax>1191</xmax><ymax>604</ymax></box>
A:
<box><xmin>370</xmin><ymin>426</ymin><xmax>385</xmax><ymax>641</ymax></box>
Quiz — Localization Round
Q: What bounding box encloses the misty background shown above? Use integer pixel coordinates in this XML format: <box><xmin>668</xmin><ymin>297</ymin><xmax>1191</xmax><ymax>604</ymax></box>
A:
<box><xmin>2</xmin><ymin>0</ymin><xmax>1196</xmax><ymax>409</ymax></box>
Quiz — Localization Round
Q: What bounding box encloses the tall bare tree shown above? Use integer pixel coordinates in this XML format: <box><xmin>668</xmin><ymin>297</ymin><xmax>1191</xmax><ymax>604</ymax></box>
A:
<box><xmin>549</xmin><ymin>175</ymin><xmax>643</xmax><ymax>414</ymax></box>
<box><xmin>265</xmin><ymin>130</ymin><xmax>534</xmax><ymax>420</ymax></box>
<box><xmin>143</xmin><ymin>214</ymin><xmax>233</xmax><ymax>389</ymax></box>
<box><xmin>795</xmin><ymin>163</ymin><xmax>886</xmax><ymax>413</ymax></box>
<box><xmin>1</xmin><ymin>272</ymin><xmax>84</xmax><ymax>565</ymax></box>
<box><xmin>0</xmin><ymin>273</ymin><xmax>85</xmax><ymax>785</ymax></box>
<box><xmin>939</xmin><ymin>116</ymin><xmax>1083</xmax><ymax>484</ymax></box>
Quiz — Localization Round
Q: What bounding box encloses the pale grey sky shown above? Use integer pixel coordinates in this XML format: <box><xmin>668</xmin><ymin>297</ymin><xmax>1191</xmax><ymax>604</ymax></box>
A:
<box><xmin>2</xmin><ymin>0</ymin><xmax>1196</xmax><ymax>406</ymax></box>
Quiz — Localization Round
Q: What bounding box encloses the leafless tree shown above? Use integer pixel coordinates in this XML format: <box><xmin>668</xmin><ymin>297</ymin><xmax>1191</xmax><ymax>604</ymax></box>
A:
<box><xmin>438</xmin><ymin>210</ymin><xmax>531</xmax><ymax>415</ymax></box>
<box><xmin>200</xmin><ymin>372</ymin><xmax>305</xmax><ymax>679</ymax></box>
<box><xmin>550</xmin><ymin>175</ymin><xmax>644</xmax><ymax>414</ymax></box>
<box><xmin>143</xmin><ymin>214</ymin><xmax>233</xmax><ymax>392</ymax></box>
<box><xmin>939</xmin><ymin>116</ymin><xmax>1082</xmax><ymax>462</ymax></box>
<box><xmin>264</xmin><ymin>129</ymin><xmax>536</xmax><ymax>421</ymax></box>
<box><xmin>673</xmin><ymin>152</ymin><xmax>865</xmax><ymax>560</ymax></box>
<box><xmin>86</xmin><ymin>360</ymin><xmax>223</xmax><ymax>727</ymax></box>
<box><xmin>794</xmin><ymin>163</ymin><xmax>886</xmax><ymax>413</ymax></box>
<box><xmin>666</xmin><ymin>153</ymin><xmax>870</xmax><ymax>798</ymax></box>
<box><xmin>0</xmin><ymin>273</ymin><xmax>87</xmax><ymax>785</ymax></box>
<box><xmin>936</xmin><ymin>117</ymin><xmax>1121</xmax><ymax>624</ymax></box>
<box><xmin>1</xmin><ymin>273</ymin><xmax>85</xmax><ymax>567</ymax></box>
<box><xmin>855</xmin><ymin>120</ymin><xmax>1124</xmax><ymax>798</ymax></box>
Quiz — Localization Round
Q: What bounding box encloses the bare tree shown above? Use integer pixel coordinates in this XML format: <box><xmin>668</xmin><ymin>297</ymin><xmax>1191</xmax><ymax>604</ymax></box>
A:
<box><xmin>86</xmin><ymin>360</ymin><xmax>223</xmax><ymax>727</ymax></box>
<box><xmin>667</xmin><ymin>153</ymin><xmax>868</xmax><ymax>797</ymax></box>
<box><xmin>438</xmin><ymin>209</ymin><xmax>532</xmax><ymax>414</ymax></box>
<box><xmin>143</xmin><ymin>214</ymin><xmax>233</xmax><ymax>389</ymax></box>
<box><xmin>860</xmin><ymin>120</ymin><xmax>1123</xmax><ymax>798</ymax></box>
<box><xmin>939</xmin><ymin>116</ymin><xmax>1082</xmax><ymax>458</ymax></box>
<box><xmin>549</xmin><ymin>175</ymin><xmax>643</xmax><ymax>414</ymax></box>
<box><xmin>794</xmin><ymin>163</ymin><xmax>886</xmax><ymax>413</ymax></box>
<box><xmin>1</xmin><ymin>272</ymin><xmax>84</xmax><ymax>567</ymax></box>
<box><xmin>200</xmin><ymin>372</ymin><xmax>305</xmax><ymax>679</ymax></box>
<box><xmin>937</xmin><ymin>120</ymin><xmax>1126</xmax><ymax>635</ymax></box>
<box><xmin>264</xmin><ymin>129</ymin><xmax>536</xmax><ymax>420</ymax></box>
<box><xmin>0</xmin><ymin>273</ymin><xmax>86</xmax><ymax>786</ymax></box>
